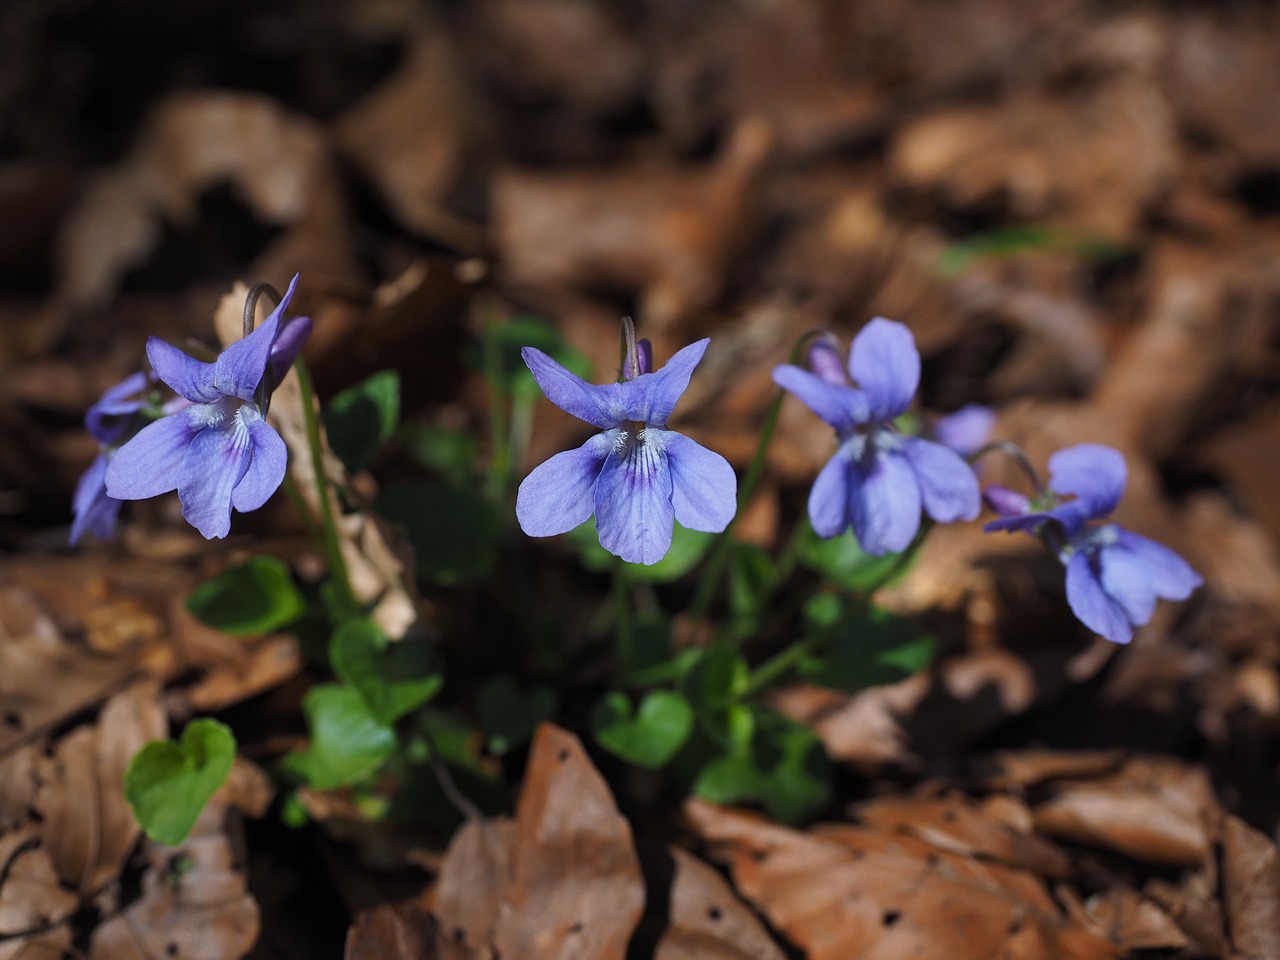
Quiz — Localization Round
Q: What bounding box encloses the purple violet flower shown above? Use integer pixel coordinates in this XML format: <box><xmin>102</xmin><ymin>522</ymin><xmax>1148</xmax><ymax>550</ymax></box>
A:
<box><xmin>932</xmin><ymin>404</ymin><xmax>996</xmax><ymax>459</ymax></box>
<box><xmin>71</xmin><ymin>371</ymin><xmax>155</xmax><ymax>544</ymax></box>
<box><xmin>105</xmin><ymin>275</ymin><xmax>312</xmax><ymax>540</ymax></box>
<box><xmin>516</xmin><ymin>329</ymin><xmax>737</xmax><ymax>565</ymax></box>
<box><xmin>984</xmin><ymin>443</ymin><xmax>1203</xmax><ymax>643</ymax></box>
<box><xmin>773</xmin><ymin>318</ymin><xmax>980</xmax><ymax>555</ymax></box>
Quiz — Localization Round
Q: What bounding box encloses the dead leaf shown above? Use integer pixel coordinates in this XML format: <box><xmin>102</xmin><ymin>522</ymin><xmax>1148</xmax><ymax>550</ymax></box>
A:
<box><xmin>1080</xmin><ymin>888</ymin><xmax>1188</xmax><ymax>951</ymax></box>
<box><xmin>1221</xmin><ymin>815</ymin><xmax>1280</xmax><ymax>959</ymax></box>
<box><xmin>345</xmin><ymin>900</ymin><xmax>440</xmax><ymax>960</ymax></box>
<box><xmin>0</xmin><ymin>830</ymin><xmax>80</xmax><ymax>939</ymax></box>
<box><xmin>432</xmin><ymin>818</ymin><xmax>512</xmax><ymax>958</ymax></box>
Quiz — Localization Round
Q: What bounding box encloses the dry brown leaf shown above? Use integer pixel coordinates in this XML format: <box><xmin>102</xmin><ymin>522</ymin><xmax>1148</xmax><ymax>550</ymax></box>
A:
<box><xmin>1081</xmin><ymin>888</ymin><xmax>1188</xmax><ymax>951</ymax></box>
<box><xmin>432</xmin><ymin>818</ymin><xmax>512</xmax><ymax>958</ymax></box>
<box><xmin>685</xmin><ymin>798</ymin><xmax>1119</xmax><ymax>960</ymax></box>
<box><xmin>982</xmin><ymin>750</ymin><xmax>1126</xmax><ymax>791</ymax></box>
<box><xmin>1221</xmin><ymin>815</ymin><xmax>1280</xmax><ymax>959</ymax></box>
<box><xmin>650</xmin><ymin>847</ymin><xmax>785</xmax><ymax>960</ymax></box>
<box><xmin>0</xmin><ymin>829</ymin><xmax>80</xmax><ymax>939</ymax></box>
<box><xmin>89</xmin><ymin>802</ymin><xmax>259</xmax><ymax>960</ymax></box>
<box><xmin>33</xmin><ymin>681</ymin><xmax>167</xmax><ymax>895</ymax></box>
<box><xmin>492</xmin><ymin>118</ymin><xmax>773</xmax><ymax>332</ymax></box>
<box><xmin>345</xmin><ymin>900</ymin><xmax>439</xmax><ymax>960</ymax></box>
<box><xmin>1031</xmin><ymin>757</ymin><xmax>1215</xmax><ymax>867</ymax></box>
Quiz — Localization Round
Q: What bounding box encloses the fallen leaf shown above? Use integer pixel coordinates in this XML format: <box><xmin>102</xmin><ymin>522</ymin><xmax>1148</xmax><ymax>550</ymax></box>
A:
<box><xmin>1221</xmin><ymin>814</ymin><xmax>1280</xmax><ymax>959</ymax></box>
<box><xmin>1080</xmin><ymin>888</ymin><xmax>1188</xmax><ymax>951</ymax></box>
<box><xmin>345</xmin><ymin>900</ymin><xmax>440</xmax><ymax>960</ymax></box>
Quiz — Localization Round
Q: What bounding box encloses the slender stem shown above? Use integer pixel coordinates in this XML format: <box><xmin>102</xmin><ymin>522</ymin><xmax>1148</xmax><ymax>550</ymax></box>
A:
<box><xmin>482</xmin><ymin>316</ymin><xmax>511</xmax><ymax>498</ymax></box>
<box><xmin>688</xmin><ymin>387</ymin><xmax>786</xmax><ymax>626</ymax></box>
<box><xmin>613</xmin><ymin>557</ymin><xmax>633</xmax><ymax>683</ymax></box>
<box><xmin>971</xmin><ymin>440</ymin><xmax>1045</xmax><ymax>495</ymax></box>
<box><xmin>281</xmin><ymin>472</ymin><xmax>323</xmax><ymax>544</ymax></box>
<box><xmin>292</xmin><ymin>357</ymin><xmax>359</xmax><ymax>617</ymax></box>
<box><xmin>745</xmin><ymin>636</ymin><xmax>816</xmax><ymax>697</ymax></box>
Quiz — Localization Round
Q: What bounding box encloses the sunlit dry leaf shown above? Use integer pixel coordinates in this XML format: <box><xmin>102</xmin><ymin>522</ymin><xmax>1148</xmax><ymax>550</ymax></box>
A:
<box><xmin>432</xmin><ymin>817</ymin><xmax>512</xmax><ymax>958</ymax></box>
<box><xmin>1221</xmin><ymin>815</ymin><xmax>1280</xmax><ymax>959</ymax></box>
<box><xmin>0</xmin><ymin>830</ymin><xmax>80</xmax><ymax>937</ymax></box>
<box><xmin>34</xmin><ymin>681</ymin><xmax>166</xmax><ymax>895</ymax></box>
<box><xmin>90</xmin><ymin>803</ymin><xmax>259</xmax><ymax>960</ymax></box>
<box><xmin>492</xmin><ymin>724</ymin><xmax>645</xmax><ymax>960</ymax></box>
<box><xmin>1081</xmin><ymin>888</ymin><xmax>1188</xmax><ymax>951</ymax></box>
<box><xmin>1031</xmin><ymin>758</ymin><xmax>1215</xmax><ymax>867</ymax></box>
<box><xmin>651</xmin><ymin>847</ymin><xmax>785</xmax><ymax>960</ymax></box>
<box><xmin>982</xmin><ymin>750</ymin><xmax>1126</xmax><ymax>791</ymax></box>
<box><xmin>346</xmin><ymin>900</ymin><xmax>439</xmax><ymax>960</ymax></box>
<box><xmin>685</xmin><ymin>798</ymin><xmax>1118</xmax><ymax>960</ymax></box>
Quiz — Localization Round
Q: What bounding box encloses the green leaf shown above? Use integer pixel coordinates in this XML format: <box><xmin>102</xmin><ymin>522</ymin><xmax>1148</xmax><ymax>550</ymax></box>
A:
<box><xmin>330</xmin><ymin>618</ymin><xmax>442</xmax><ymax>725</ymax></box>
<box><xmin>185</xmin><ymin>556</ymin><xmax>306</xmax><ymax>636</ymax></box>
<box><xmin>728</xmin><ymin>543</ymin><xmax>777</xmax><ymax>617</ymax></box>
<box><xmin>125</xmin><ymin>719</ymin><xmax>237</xmax><ymax>846</ymax></box>
<box><xmin>797</xmin><ymin>521</ymin><xmax>911</xmax><ymax>591</ymax></box>
<box><xmin>284</xmin><ymin>684</ymin><xmax>395</xmax><ymax>790</ymax></box>
<box><xmin>691</xmin><ymin>708</ymin><xmax>830</xmax><ymax>824</ymax></box>
<box><xmin>593</xmin><ymin>690</ymin><xmax>694</xmax><ymax>768</ymax></box>
<box><xmin>473</xmin><ymin>315</ymin><xmax>592</xmax><ymax>399</ymax></box>
<box><xmin>378</xmin><ymin>481</ymin><xmax>501</xmax><ymax>584</ymax></box>
<box><xmin>398</xmin><ymin>423</ymin><xmax>478</xmax><ymax>485</ymax></box>
<box><xmin>681</xmin><ymin>642</ymin><xmax>752</xmax><ymax>749</ymax></box>
<box><xmin>323</xmin><ymin>370</ymin><xmax>401</xmax><ymax>475</ymax></box>
<box><xmin>567</xmin><ymin>519</ymin><xmax>714</xmax><ymax>582</ymax></box>
<box><xmin>478</xmin><ymin>677</ymin><xmax>558</xmax><ymax>755</ymax></box>
<box><xmin>798</xmin><ymin>598</ymin><xmax>937</xmax><ymax>692</ymax></box>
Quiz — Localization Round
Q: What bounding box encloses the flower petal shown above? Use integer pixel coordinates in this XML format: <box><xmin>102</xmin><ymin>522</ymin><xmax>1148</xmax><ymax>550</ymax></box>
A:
<box><xmin>214</xmin><ymin>302</ymin><xmax>279</xmax><ymax>401</ymax></box>
<box><xmin>148</xmin><ymin>338</ymin><xmax>219</xmax><ymax>403</ymax></box>
<box><xmin>70</xmin><ymin>453</ymin><xmax>121</xmax><ymax>544</ymax></box>
<box><xmin>808</xmin><ymin>446</ymin><xmax>854</xmax><ymax>538</ymax></box>
<box><xmin>268</xmin><ymin>316</ymin><xmax>312</xmax><ymax>388</ymax></box>
<box><xmin>522</xmin><ymin>347</ymin><xmax>619</xmax><ymax>429</ymax></box>
<box><xmin>773</xmin><ymin>365</ymin><xmax>869</xmax><ymax>433</ymax></box>
<box><xmin>663</xmin><ymin>430</ymin><xmax>737</xmax><ymax>533</ymax></box>
<box><xmin>1113</xmin><ymin>529</ymin><xmax>1202</xmax><ymax>602</ymax></box>
<box><xmin>900</xmin><ymin>437</ymin><xmax>980</xmax><ymax>523</ymax></box>
<box><xmin>517</xmin><ymin>431</ymin><xmax>614</xmax><ymax>536</ymax></box>
<box><xmin>851</xmin><ymin>449</ymin><xmax>922</xmax><ymax>555</ymax></box>
<box><xmin>1065</xmin><ymin>548</ymin><xmax>1134</xmax><ymax>643</ymax></box>
<box><xmin>932</xmin><ymin>404</ymin><xmax>995</xmax><ymax>458</ymax></box>
<box><xmin>806</xmin><ymin>335</ymin><xmax>848</xmax><ymax>387</ymax></box>
<box><xmin>984</xmin><ymin>484</ymin><xmax>1032</xmax><ymax>518</ymax></box>
<box><xmin>86</xmin><ymin>371</ymin><xmax>149</xmax><ymax>444</ymax></box>
<box><xmin>595</xmin><ymin>432</ymin><xmax>675</xmax><ymax>564</ymax></box>
<box><xmin>1047</xmin><ymin>444</ymin><xmax>1126</xmax><ymax>519</ymax></box>
<box><xmin>849</xmin><ymin>317</ymin><xmax>919</xmax><ymax>421</ymax></box>
<box><xmin>178</xmin><ymin>420</ymin><xmax>253</xmax><ymax>539</ymax></box>
<box><xmin>105</xmin><ymin>411</ymin><xmax>197</xmax><ymax>499</ymax></box>
<box><xmin>231</xmin><ymin>407</ymin><xmax>288</xmax><ymax>513</ymax></box>
<box><xmin>623</xmin><ymin>338</ymin><xmax>708</xmax><ymax>426</ymax></box>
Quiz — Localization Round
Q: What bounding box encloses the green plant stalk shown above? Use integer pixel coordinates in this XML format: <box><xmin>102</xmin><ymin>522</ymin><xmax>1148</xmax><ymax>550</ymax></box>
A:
<box><xmin>688</xmin><ymin>388</ymin><xmax>785</xmax><ymax>626</ymax></box>
<box><xmin>744</xmin><ymin>636</ymin><xmax>816</xmax><ymax>698</ymax></box>
<box><xmin>292</xmin><ymin>357</ymin><xmax>359</xmax><ymax>617</ymax></box>
<box><xmin>483</xmin><ymin>318</ymin><xmax>512</xmax><ymax>498</ymax></box>
<box><xmin>613</xmin><ymin>557</ymin><xmax>633</xmax><ymax>684</ymax></box>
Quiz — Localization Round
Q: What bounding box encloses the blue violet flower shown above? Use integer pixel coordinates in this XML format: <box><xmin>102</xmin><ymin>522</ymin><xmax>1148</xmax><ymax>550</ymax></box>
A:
<box><xmin>72</xmin><ymin>371</ymin><xmax>159</xmax><ymax>544</ymax></box>
<box><xmin>516</xmin><ymin>320</ymin><xmax>737</xmax><ymax>564</ymax></box>
<box><xmin>984</xmin><ymin>443</ymin><xmax>1203</xmax><ymax>643</ymax></box>
<box><xmin>773</xmin><ymin>318</ymin><xmax>980</xmax><ymax>555</ymax></box>
<box><xmin>105</xmin><ymin>275</ymin><xmax>312</xmax><ymax>539</ymax></box>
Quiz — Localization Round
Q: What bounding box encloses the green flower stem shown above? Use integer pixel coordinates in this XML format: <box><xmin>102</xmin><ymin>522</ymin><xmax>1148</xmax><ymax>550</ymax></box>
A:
<box><xmin>613</xmin><ymin>557</ymin><xmax>633</xmax><ymax>683</ymax></box>
<box><xmin>688</xmin><ymin>387</ymin><xmax>786</xmax><ymax>626</ymax></box>
<box><xmin>292</xmin><ymin>357</ymin><xmax>359</xmax><ymax>618</ymax></box>
<box><xmin>744</xmin><ymin>636</ymin><xmax>816</xmax><ymax>697</ymax></box>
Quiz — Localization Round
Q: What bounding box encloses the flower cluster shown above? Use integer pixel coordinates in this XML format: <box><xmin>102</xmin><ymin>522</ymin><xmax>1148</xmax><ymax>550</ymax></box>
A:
<box><xmin>516</xmin><ymin>321</ymin><xmax>737</xmax><ymax>564</ymax></box>
<box><xmin>984</xmin><ymin>443</ymin><xmax>1202</xmax><ymax>643</ymax></box>
<box><xmin>99</xmin><ymin>276</ymin><xmax>311</xmax><ymax>540</ymax></box>
<box><xmin>772</xmin><ymin>318</ymin><xmax>981</xmax><ymax>555</ymax></box>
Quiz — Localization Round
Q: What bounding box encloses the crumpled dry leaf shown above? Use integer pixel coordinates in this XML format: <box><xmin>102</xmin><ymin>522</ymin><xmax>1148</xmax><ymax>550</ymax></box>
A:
<box><xmin>0</xmin><ymin>829</ymin><xmax>81</xmax><ymax>943</ymax></box>
<box><xmin>89</xmin><ymin>801</ymin><xmax>260</xmax><ymax>960</ymax></box>
<box><xmin>56</xmin><ymin>90</ymin><xmax>357</xmax><ymax>309</ymax></box>
<box><xmin>685</xmin><ymin>798</ymin><xmax>1118</xmax><ymax>960</ymax></box>
<box><xmin>1220</xmin><ymin>814</ymin><xmax>1280</xmax><ymax>959</ymax></box>
<box><xmin>212</xmin><ymin>283</ymin><xmax>419</xmax><ymax>640</ymax></box>
<box><xmin>428</xmin><ymin>723</ymin><xmax>645</xmax><ymax>960</ymax></box>
<box><xmin>1077</xmin><ymin>888</ymin><xmax>1188</xmax><ymax>952</ymax></box>
<box><xmin>1031</xmin><ymin>757</ymin><xmax>1216</xmax><ymax>867</ymax></box>
<box><xmin>492</xmin><ymin>118</ymin><xmax>773</xmax><ymax>333</ymax></box>
<box><xmin>345</xmin><ymin>900</ymin><xmax>439</xmax><ymax>960</ymax></box>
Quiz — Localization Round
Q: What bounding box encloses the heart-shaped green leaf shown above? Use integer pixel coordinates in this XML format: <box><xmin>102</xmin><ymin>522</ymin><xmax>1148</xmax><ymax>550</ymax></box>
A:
<box><xmin>283</xmin><ymin>684</ymin><xmax>395</xmax><ymax>790</ymax></box>
<box><xmin>330</xmin><ymin>618</ymin><xmax>442</xmax><ymax>725</ymax></box>
<box><xmin>323</xmin><ymin>370</ymin><xmax>401</xmax><ymax>475</ymax></box>
<box><xmin>124</xmin><ymin>718</ymin><xmax>237</xmax><ymax>846</ymax></box>
<box><xmin>592</xmin><ymin>690</ymin><xmax>693</xmax><ymax>769</ymax></box>
<box><xmin>185</xmin><ymin>556</ymin><xmax>306</xmax><ymax>636</ymax></box>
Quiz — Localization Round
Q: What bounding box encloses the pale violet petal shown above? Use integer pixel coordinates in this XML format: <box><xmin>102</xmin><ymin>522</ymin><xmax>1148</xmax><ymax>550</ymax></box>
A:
<box><xmin>773</xmin><ymin>365</ymin><xmax>869</xmax><ymax>434</ymax></box>
<box><xmin>1097</xmin><ymin>539</ymin><xmax>1158</xmax><ymax>629</ymax></box>
<box><xmin>932</xmin><ymin>404</ymin><xmax>995</xmax><ymax>458</ymax></box>
<box><xmin>147</xmin><ymin>338</ymin><xmax>219</xmax><ymax>403</ymax></box>
<box><xmin>808</xmin><ymin>446</ymin><xmax>854</xmax><ymax>538</ymax></box>
<box><xmin>522</xmin><ymin>347</ymin><xmax>619</xmax><ymax>429</ymax></box>
<box><xmin>662</xmin><ymin>430</ymin><xmax>737</xmax><ymax>533</ymax></box>
<box><xmin>231</xmin><ymin>407</ymin><xmax>288</xmax><ymax>513</ymax></box>
<box><xmin>104</xmin><ymin>411</ymin><xmax>198</xmax><ymax>499</ymax></box>
<box><xmin>178</xmin><ymin>419</ymin><xmax>253</xmax><ymax>539</ymax></box>
<box><xmin>70</xmin><ymin>453</ymin><xmax>120</xmax><ymax>544</ymax></box>
<box><xmin>1065</xmin><ymin>548</ymin><xmax>1134</xmax><ymax>643</ymax></box>
<box><xmin>1113</xmin><ymin>529</ymin><xmax>1202</xmax><ymax>601</ymax></box>
<box><xmin>851</xmin><ymin>449</ymin><xmax>922</xmax><ymax>555</ymax></box>
<box><xmin>623</xmin><ymin>338</ymin><xmax>708</xmax><ymax>427</ymax></box>
<box><xmin>1047</xmin><ymin>444</ymin><xmax>1126</xmax><ymax>519</ymax></box>
<box><xmin>984</xmin><ymin>484</ymin><xmax>1032</xmax><ymax>518</ymax></box>
<box><xmin>516</xmin><ymin>432</ymin><xmax>614</xmax><ymax>537</ymax></box>
<box><xmin>214</xmin><ymin>305</ymin><xmax>279</xmax><ymax>401</ymax></box>
<box><xmin>268</xmin><ymin>316</ymin><xmax>312</xmax><ymax>387</ymax></box>
<box><xmin>900</xmin><ymin>437</ymin><xmax>980</xmax><ymax>523</ymax></box>
<box><xmin>849</xmin><ymin>317</ymin><xmax>919</xmax><ymax>421</ymax></box>
<box><xmin>595</xmin><ymin>432</ymin><xmax>675</xmax><ymax>564</ymax></box>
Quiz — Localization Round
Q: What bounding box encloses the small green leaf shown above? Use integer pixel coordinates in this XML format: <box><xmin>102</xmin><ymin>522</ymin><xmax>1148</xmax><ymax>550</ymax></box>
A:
<box><xmin>799</xmin><ymin>598</ymin><xmax>937</xmax><ymax>692</ymax></box>
<box><xmin>323</xmin><ymin>370</ymin><xmax>401</xmax><ymax>475</ymax></box>
<box><xmin>398</xmin><ymin>423</ymin><xmax>477</xmax><ymax>485</ymax></box>
<box><xmin>125</xmin><ymin>719</ymin><xmax>237</xmax><ymax>846</ymax></box>
<box><xmin>473</xmin><ymin>316</ymin><xmax>592</xmax><ymax>399</ymax></box>
<box><xmin>568</xmin><ymin>519</ymin><xmax>714</xmax><ymax>582</ymax></box>
<box><xmin>378</xmin><ymin>481</ymin><xmax>501</xmax><ymax>584</ymax></box>
<box><xmin>330</xmin><ymin>618</ymin><xmax>442</xmax><ymax>725</ymax></box>
<box><xmin>593</xmin><ymin>690</ymin><xmax>694</xmax><ymax>768</ymax></box>
<box><xmin>681</xmin><ymin>642</ymin><xmax>751</xmax><ymax>748</ymax></box>
<box><xmin>284</xmin><ymin>684</ymin><xmax>395</xmax><ymax>790</ymax></box>
<box><xmin>186</xmin><ymin>556</ymin><xmax>305</xmax><ymax>636</ymax></box>
<box><xmin>478</xmin><ymin>677</ymin><xmax>558</xmax><ymax>755</ymax></box>
<box><xmin>797</xmin><ymin>521</ymin><xmax>910</xmax><ymax>591</ymax></box>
